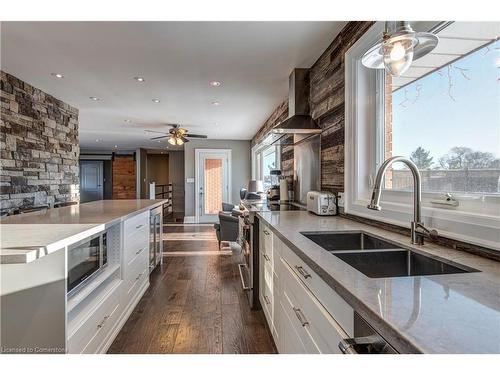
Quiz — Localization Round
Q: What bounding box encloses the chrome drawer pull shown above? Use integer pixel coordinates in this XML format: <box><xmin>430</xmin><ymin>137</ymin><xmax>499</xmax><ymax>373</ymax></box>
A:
<box><xmin>295</xmin><ymin>265</ymin><xmax>311</xmax><ymax>279</ymax></box>
<box><xmin>135</xmin><ymin>273</ymin><xmax>143</xmax><ymax>281</ymax></box>
<box><xmin>135</xmin><ymin>224</ymin><xmax>144</xmax><ymax>229</ymax></box>
<box><xmin>263</xmin><ymin>253</ymin><xmax>270</xmax><ymax>262</ymax></box>
<box><xmin>135</xmin><ymin>246</ymin><xmax>145</xmax><ymax>255</ymax></box>
<box><xmin>293</xmin><ymin>307</ymin><xmax>309</xmax><ymax>327</ymax></box>
<box><xmin>97</xmin><ymin>315</ymin><xmax>110</xmax><ymax>329</ymax></box>
<box><xmin>264</xmin><ymin>295</ymin><xmax>271</xmax><ymax>305</ymax></box>
<box><xmin>263</xmin><ymin>230</ymin><xmax>270</xmax><ymax>236</ymax></box>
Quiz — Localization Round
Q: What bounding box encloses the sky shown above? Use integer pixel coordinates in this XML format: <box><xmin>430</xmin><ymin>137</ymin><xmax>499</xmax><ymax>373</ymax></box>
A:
<box><xmin>391</xmin><ymin>39</ymin><xmax>499</xmax><ymax>167</ymax></box>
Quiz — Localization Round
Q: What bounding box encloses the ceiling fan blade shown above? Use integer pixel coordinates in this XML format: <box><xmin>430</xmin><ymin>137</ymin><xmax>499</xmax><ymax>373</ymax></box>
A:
<box><xmin>186</xmin><ymin>134</ymin><xmax>208</xmax><ymax>138</ymax></box>
<box><xmin>150</xmin><ymin>135</ymin><xmax>169</xmax><ymax>140</ymax></box>
<box><xmin>145</xmin><ymin>130</ymin><xmax>169</xmax><ymax>135</ymax></box>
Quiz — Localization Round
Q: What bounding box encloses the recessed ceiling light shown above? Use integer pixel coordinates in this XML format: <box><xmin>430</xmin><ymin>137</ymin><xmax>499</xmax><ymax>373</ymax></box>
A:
<box><xmin>124</xmin><ymin>119</ymin><xmax>132</xmax><ymax>123</ymax></box>
<box><xmin>152</xmin><ymin>98</ymin><xmax>161</xmax><ymax>103</ymax></box>
<box><xmin>211</xmin><ymin>101</ymin><xmax>220</xmax><ymax>106</ymax></box>
<box><xmin>134</xmin><ymin>76</ymin><xmax>145</xmax><ymax>82</ymax></box>
<box><xmin>95</xmin><ymin>139</ymin><xmax>100</xmax><ymax>142</ymax></box>
<box><xmin>51</xmin><ymin>73</ymin><xmax>64</xmax><ymax>79</ymax></box>
<box><xmin>157</xmin><ymin>140</ymin><xmax>161</xmax><ymax>143</ymax></box>
<box><xmin>114</xmin><ymin>145</ymin><xmax>118</xmax><ymax>148</ymax></box>
<box><xmin>89</xmin><ymin>96</ymin><xmax>101</xmax><ymax>101</ymax></box>
<box><xmin>209</xmin><ymin>80</ymin><xmax>221</xmax><ymax>87</ymax></box>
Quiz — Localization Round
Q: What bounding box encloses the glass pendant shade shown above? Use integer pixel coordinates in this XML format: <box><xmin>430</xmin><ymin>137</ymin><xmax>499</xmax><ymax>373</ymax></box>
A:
<box><xmin>362</xmin><ymin>21</ymin><xmax>438</xmax><ymax>77</ymax></box>
<box><xmin>382</xmin><ymin>38</ymin><xmax>414</xmax><ymax>76</ymax></box>
<box><xmin>168</xmin><ymin>137</ymin><xmax>176</xmax><ymax>145</ymax></box>
<box><xmin>176</xmin><ymin>137</ymin><xmax>184</xmax><ymax>146</ymax></box>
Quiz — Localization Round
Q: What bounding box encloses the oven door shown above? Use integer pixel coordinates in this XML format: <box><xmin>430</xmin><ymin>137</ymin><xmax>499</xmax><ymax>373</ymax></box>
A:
<box><xmin>67</xmin><ymin>233</ymin><xmax>102</xmax><ymax>294</ymax></box>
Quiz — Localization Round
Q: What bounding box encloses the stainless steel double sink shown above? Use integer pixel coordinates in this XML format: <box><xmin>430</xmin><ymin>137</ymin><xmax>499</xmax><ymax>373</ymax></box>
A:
<box><xmin>301</xmin><ymin>231</ymin><xmax>479</xmax><ymax>278</ymax></box>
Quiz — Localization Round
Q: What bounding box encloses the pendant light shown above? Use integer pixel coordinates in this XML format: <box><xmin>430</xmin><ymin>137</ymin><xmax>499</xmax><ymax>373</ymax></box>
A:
<box><xmin>362</xmin><ymin>21</ymin><xmax>439</xmax><ymax>77</ymax></box>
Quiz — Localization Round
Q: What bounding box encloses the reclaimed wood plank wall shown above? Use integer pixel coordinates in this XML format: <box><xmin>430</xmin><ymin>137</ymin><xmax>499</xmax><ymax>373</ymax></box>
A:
<box><xmin>251</xmin><ymin>21</ymin><xmax>374</xmax><ymax>193</ymax></box>
<box><xmin>112</xmin><ymin>155</ymin><xmax>136</xmax><ymax>199</ymax></box>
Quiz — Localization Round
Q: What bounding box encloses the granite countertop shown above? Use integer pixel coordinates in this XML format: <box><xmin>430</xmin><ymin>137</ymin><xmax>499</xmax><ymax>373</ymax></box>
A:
<box><xmin>0</xmin><ymin>199</ymin><xmax>167</xmax><ymax>264</ymax></box>
<box><xmin>257</xmin><ymin>210</ymin><xmax>500</xmax><ymax>354</ymax></box>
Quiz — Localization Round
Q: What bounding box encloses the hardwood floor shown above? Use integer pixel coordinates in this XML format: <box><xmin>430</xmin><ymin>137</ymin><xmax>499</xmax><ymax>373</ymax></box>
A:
<box><xmin>108</xmin><ymin>224</ymin><xmax>276</xmax><ymax>354</ymax></box>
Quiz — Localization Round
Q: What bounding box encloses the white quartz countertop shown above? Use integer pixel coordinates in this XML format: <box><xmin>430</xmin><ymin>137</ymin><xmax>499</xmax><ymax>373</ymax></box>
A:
<box><xmin>257</xmin><ymin>211</ymin><xmax>500</xmax><ymax>354</ymax></box>
<box><xmin>0</xmin><ymin>199</ymin><xmax>167</xmax><ymax>264</ymax></box>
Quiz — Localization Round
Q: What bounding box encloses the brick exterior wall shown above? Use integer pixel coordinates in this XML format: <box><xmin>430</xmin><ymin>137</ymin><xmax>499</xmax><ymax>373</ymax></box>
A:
<box><xmin>0</xmin><ymin>71</ymin><xmax>80</xmax><ymax>210</ymax></box>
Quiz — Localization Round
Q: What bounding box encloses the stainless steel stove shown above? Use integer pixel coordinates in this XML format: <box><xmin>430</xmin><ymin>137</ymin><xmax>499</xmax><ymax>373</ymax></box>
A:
<box><xmin>236</xmin><ymin>201</ymin><xmax>305</xmax><ymax>310</ymax></box>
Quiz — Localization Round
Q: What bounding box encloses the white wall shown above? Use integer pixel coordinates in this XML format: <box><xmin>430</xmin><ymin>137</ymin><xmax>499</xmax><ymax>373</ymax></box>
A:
<box><xmin>183</xmin><ymin>139</ymin><xmax>251</xmax><ymax>217</ymax></box>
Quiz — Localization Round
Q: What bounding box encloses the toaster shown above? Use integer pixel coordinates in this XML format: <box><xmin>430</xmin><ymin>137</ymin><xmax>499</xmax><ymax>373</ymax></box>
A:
<box><xmin>306</xmin><ymin>191</ymin><xmax>338</xmax><ymax>216</ymax></box>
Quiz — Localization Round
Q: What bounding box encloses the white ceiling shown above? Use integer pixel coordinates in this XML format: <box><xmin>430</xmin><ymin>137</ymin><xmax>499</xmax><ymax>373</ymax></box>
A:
<box><xmin>0</xmin><ymin>21</ymin><xmax>346</xmax><ymax>150</ymax></box>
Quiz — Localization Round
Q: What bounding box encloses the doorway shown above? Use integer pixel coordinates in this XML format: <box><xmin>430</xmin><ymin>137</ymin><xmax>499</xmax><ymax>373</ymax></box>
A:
<box><xmin>195</xmin><ymin>149</ymin><xmax>231</xmax><ymax>223</ymax></box>
<box><xmin>80</xmin><ymin>161</ymin><xmax>104</xmax><ymax>202</ymax></box>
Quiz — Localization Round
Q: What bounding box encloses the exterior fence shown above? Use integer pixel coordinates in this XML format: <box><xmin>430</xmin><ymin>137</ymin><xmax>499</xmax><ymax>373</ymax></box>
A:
<box><xmin>389</xmin><ymin>169</ymin><xmax>500</xmax><ymax>194</ymax></box>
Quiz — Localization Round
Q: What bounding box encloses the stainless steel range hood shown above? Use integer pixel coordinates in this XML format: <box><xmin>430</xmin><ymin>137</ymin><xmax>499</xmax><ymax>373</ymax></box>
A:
<box><xmin>264</xmin><ymin>68</ymin><xmax>321</xmax><ymax>146</ymax></box>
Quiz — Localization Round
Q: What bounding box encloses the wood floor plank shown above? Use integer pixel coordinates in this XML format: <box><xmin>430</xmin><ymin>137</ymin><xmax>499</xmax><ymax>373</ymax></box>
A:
<box><xmin>107</xmin><ymin>224</ymin><xmax>276</xmax><ymax>354</ymax></box>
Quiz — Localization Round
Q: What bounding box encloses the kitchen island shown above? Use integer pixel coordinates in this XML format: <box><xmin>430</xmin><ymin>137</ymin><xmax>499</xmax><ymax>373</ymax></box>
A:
<box><xmin>255</xmin><ymin>210</ymin><xmax>500</xmax><ymax>354</ymax></box>
<box><xmin>0</xmin><ymin>199</ymin><xmax>166</xmax><ymax>354</ymax></box>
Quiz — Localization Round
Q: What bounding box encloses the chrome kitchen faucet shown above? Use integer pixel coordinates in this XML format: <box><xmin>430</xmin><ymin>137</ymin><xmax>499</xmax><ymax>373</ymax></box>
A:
<box><xmin>367</xmin><ymin>156</ymin><xmax>438</xmax><ymax>245</ymax></box>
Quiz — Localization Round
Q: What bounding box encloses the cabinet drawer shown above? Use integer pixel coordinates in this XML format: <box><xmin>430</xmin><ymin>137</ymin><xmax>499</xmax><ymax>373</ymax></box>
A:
<box><xmin>280</xmin><ymin>242</ymin><xmax>354</xmax><ymax>336</ymax></box>
<box><xmin>123</xmin><ymin>211</ymin><xmax>149</xmax><ymax>234</ymax></box>
<box><xmin>124</xmin><ymin>248</ymin><xmax>148</xmax><ymax>293</ymax></box>
<box><xmin>123</xmin><ymin>226</ymin><xmax>149</xmax><ymax>262</ymax></box>
<box><xmin>260</xmin><ymin>223</ymin><xmax>273</xmax><ymax>262</ymax></box>
<box><xmin>281</xmin><ymin>258</ymin><xmax>348</xmax><ymax>353</ymax></box>
<box><xmin>126</xmin><ymin>265</ymin><xmax>148</xmax><ymax>301</ymax></box>
<box><xmin>67</xmin><ymin>284</ymin><xmax>121</xmax><ymax>354</ymax></box>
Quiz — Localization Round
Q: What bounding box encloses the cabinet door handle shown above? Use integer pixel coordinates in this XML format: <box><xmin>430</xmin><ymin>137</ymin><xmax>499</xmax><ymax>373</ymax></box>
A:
<box><xmin>97</xmin><ymin>315</ymin><xmax>110</xmax><ymax>329</ymax></box>
<box><xmin>135</xmin><ymin>272</ymin><xmax>143</xmax><ymax>280</ymax></box>
<box><xmin>293</xmin><ymin>307</ymin><xmax>309</xmax><ymax>327</ymax></box>
<box><xmin>295</xmin><ymin>265</ymin><xmax>311</xmax><ymax>279</ymax></box>
<box><xmin>263</xmin><ymin>230</ymin><xmax>270</xmax><ymax>236</ymax></box>
<box><xmin>263</xmin><ymin>253</ymin><xmax>270</xmax><ymax>262</ymax></box>
<box><xmin>264</xmin><ymin>295</ymin><xmax>271</xmax><ymax>305</ymax></box>
<box><xmin>136</xmin><ymin>224</ymin><xmax>144</xmax><ymax>229</ymax></box>
<box><xmin>135</xmin><ymin>248</ymin><xmax>143</xmax><ymax>255</ymax></box>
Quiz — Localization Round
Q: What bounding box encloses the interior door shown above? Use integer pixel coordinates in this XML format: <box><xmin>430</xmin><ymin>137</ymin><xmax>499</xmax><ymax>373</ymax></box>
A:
<box><xmin>196</xmin><ymin>150</ymin><xmax>230</xmax><ymax>223</ymax></box>
<box><xmin>80</xmin><ymin>161</ymin><xmax>104</xmax><ymax>203</ymax></box>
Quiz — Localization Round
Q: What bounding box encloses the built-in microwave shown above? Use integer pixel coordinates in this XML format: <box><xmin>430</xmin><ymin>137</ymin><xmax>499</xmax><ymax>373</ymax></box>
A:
<box><xmin>67</xmin><ymin>231</ymin><xmax>108</xmax><ymax>296</ymax></box>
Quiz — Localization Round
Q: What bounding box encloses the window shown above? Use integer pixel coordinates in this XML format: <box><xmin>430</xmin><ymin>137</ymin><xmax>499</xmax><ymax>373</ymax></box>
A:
<box><xmin>380</xmin><ymin>23</ymin><xmax>499</xmax><ymax>196</ymax></box>
<box><xmin>252</xmin><ymin>144</ymin><xmax>280</xmax><ymax>190</ymax></box>
<box><xmin>345</xmin><ymin>21</ymin><xmax>500</xmax><ymax>250</ymax></box>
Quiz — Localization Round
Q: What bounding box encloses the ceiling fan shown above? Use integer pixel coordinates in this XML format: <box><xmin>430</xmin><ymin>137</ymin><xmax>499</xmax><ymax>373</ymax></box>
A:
<box><xmin>146</xmin><ymin>124</ymin><xmax>207</xmax><ymax>146</ymax></box>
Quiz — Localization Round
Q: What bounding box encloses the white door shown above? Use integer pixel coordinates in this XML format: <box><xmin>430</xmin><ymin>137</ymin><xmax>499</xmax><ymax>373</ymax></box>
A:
<box><xmin>195</xmin><ymin>149</ymin><xmax>231</xmax><ymax>223</ymax></box>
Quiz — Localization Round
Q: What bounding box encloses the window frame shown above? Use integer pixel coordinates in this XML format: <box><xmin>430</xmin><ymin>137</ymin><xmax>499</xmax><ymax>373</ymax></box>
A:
<box><xmin>344</xmin><ymin>21</ymin><xmax>500</xmax><ymax>250</ymax></box>
<box><xmin>251</xmin><ymin>143</ymin><xmax>281</xmax><ymax>186</ymax></box>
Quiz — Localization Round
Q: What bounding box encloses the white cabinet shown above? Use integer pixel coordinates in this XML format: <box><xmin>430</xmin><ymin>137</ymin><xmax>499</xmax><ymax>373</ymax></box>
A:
<box><xmin>67</xmin><ymin>210</ymin><xmax>151</xmax><ymax>354</ymax></box>
<box><xmin>259</xmin><ymin>223</ymin><xmax>354</xmax><ymax>354</ymax></box>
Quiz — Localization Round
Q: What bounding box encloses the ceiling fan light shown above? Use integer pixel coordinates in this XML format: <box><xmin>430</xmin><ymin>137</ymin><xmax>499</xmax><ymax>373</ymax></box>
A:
<box><xmin>176</xmin><ymin>137</ymin><xmax>184</xmax><ymax>146</ymax></box>
<box><xmin>168</xmin><ymin>137</ymin><xmax>176</xmax><ymax>145</ymax></box>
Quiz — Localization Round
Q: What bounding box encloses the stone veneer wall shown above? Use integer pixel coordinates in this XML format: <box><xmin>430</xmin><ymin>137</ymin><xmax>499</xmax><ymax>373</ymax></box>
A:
<box><xmin>252</xmin><ymin>21</ymin><xmax>374</xmax><ymax>193</ymax></box>
<box><xmin>0</xmin><ymin>71</ymin><xmax>80</xmax><ymax>210</ymax></box>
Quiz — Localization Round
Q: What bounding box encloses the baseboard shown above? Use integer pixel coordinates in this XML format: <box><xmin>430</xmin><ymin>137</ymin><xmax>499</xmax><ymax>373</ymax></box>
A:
<box><xmin>183</xmin><ymin>216</ymin><xmax>196</xmax><ymax>224</ymax></box>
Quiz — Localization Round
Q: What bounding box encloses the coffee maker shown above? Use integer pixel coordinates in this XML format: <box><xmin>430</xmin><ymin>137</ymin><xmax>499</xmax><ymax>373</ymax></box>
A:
<box><xmin>267</xmin><ymin>170</ymin><xmax>281</xmax><ymax>201</ymax></box>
